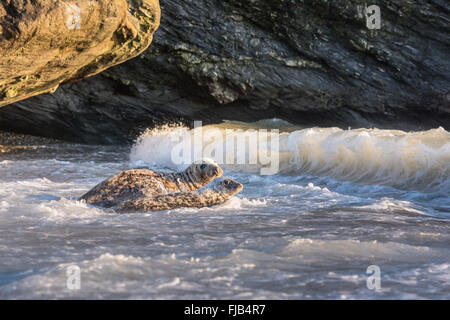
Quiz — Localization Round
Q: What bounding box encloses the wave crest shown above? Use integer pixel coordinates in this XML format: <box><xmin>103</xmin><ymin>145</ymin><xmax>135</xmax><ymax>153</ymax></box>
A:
<box><xmin>130</xmin><ymin>123</ymin><xmax>450</xmax><ymax>192</ymax></box>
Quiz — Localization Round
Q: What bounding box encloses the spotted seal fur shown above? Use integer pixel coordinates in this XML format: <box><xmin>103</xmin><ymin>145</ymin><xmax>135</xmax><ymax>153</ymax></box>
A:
<box><xmin>79</xmin><ymin>161</ymin><xmax>223</xmax><ymax>208</ymax></box>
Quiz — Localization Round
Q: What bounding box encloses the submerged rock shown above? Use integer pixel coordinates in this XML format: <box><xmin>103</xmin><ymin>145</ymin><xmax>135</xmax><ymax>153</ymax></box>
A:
<box><xmin>0</xmin><ymin>0</ymin><xmax>449</xmax><ymax>144</ymax></box>
<box><xmin>0</xmin><ymin>0</ymin><xmax>160</xmax><ymax>106</ymax></box>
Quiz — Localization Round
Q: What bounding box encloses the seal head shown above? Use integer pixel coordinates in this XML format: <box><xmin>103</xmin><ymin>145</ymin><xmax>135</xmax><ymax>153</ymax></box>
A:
<box><xmin>211</xmin><ymin>178</ymin><xmax>243</xmax><ymax>196</ymax></box>
<box><xmin>184</xmin><ymin>161</ymin><xmax>223</xmax><ymax>188</ymax></box>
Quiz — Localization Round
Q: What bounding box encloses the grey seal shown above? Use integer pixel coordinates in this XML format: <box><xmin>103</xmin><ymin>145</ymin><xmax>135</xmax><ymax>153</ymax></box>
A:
<box><xmin>79</xmin><ymin>161</ymin><xmax>223</xmax><ymax>208</ymax></box>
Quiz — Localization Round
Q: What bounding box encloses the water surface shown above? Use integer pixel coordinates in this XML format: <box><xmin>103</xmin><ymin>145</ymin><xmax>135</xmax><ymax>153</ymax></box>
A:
<box><xmin>0</xmin><ymin>122</ymin><xmax>449</xmax><ymax>299</ymax></box>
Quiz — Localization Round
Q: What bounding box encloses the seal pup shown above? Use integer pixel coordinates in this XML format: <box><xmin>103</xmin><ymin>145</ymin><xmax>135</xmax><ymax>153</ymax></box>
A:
<box><xmin>116</xmin><ymin>178</ymin><xmax>243</xmax><ymax>213</ymax></box>
<box><xmin>79</xmin><ymin>160</ymin><xmax>223</xmax><ymax>208</ymax></box>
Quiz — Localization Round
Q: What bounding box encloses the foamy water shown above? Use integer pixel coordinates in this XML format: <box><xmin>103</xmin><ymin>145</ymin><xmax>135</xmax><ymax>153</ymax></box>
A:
<box><xmin>0</xmin><ymin>121</ymin><xmax>449</xmax><ymax>299</ymax></box>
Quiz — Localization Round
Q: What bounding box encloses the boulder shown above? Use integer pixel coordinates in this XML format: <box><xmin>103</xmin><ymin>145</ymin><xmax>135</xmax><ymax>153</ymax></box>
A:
<box><xmin>0</xmin><ymin>0</ymin><xmax>160</xmax><ymax>106</ymax></box>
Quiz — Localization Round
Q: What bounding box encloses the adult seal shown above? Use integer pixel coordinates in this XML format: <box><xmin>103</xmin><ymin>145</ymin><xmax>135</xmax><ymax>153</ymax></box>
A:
<box><xmin>116</xmin><ymin>178</ymin><xmax>243</xmax><ymax>213</ymax></box>
<box><xmin>79</xmin><ymin>161</ymin><xmax>223</xmax><ymax>208</ymax></box>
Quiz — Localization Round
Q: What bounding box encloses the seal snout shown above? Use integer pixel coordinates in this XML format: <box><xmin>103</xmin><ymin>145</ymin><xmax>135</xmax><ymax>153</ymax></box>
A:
<box><xmin>214</xmin><ymin>166</ymin><xmax>224</xmax><ymax>177</ymax></box>
<box><xmin>234</xmin><ymin>182</ymin><xmax>243</xmax><ymax>194</ymax></box>
<box><xmin>222</xmin><ymin>178</ymin><xmax>243</xmax><ymax>195</ymax></box>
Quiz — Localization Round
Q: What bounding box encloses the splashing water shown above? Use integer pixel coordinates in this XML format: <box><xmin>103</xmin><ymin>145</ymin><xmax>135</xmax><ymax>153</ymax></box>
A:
<box><xmin>1</xmin><ymin>121</ymin><xmax>449</xmax><ymax>299</ymax></box>
<box><xmin>131</xmin><ymin>123</ymin><xmax>450</xmax><ymax>193</ymax></box>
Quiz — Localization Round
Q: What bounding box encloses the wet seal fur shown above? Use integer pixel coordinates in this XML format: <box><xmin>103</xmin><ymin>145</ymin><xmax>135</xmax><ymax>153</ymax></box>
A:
<box><xmin>116</xmin><ymin>178</ymin><xmax>243</xmax><ymax>213</ymax></box>
<box><xmin>79</xmin><ymin>161</ymin><xmax>223</xmax><ymax>208</ymax></box>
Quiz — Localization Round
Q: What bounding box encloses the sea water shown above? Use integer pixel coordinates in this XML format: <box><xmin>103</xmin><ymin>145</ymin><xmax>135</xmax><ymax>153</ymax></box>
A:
<box><xmin>0</xmin><ymin>120</ymin><xmax>449</xmax><ymax>299</ymax></box>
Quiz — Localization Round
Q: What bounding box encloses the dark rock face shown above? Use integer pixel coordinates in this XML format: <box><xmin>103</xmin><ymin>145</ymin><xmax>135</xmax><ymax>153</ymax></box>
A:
<box><xmin>0</xmin><ymin>0</ymin><xmax>449</xmax><ymax>144</ymax></box>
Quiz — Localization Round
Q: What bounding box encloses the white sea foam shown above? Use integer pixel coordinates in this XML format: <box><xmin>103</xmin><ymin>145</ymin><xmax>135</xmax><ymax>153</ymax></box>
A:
<box><xmin>354</xmin><ymin>198</ymin><xmax>427</xmax><ymax>215</ymax></box>
<box><xmin>130</xmin><ymin>123</ymin><xmax>450</xmax><ymax>193</ymax></box>
<box><xmin>279</xmin><ymin>238</ymin><xmax>440</xmax><ymax>262</ymax></box>
<box><xmin>2</xmin><ymin>239</ymin><xmax>447</xmax><ymax>299</ymax></box>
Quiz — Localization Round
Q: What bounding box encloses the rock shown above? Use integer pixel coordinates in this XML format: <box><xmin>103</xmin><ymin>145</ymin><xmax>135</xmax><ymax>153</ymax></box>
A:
<box><xmin>0</xmin><ymin>0</ymin><xmax>160</xmax><ymax>107</ymax></box>
<box><xmin>0</xmin><ymin>0</ymin><xmax>448</xmax><ymax>144</ymax></box>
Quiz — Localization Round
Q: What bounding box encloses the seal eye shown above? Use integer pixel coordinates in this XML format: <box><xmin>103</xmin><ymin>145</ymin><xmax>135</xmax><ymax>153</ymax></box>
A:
<box><xmin>200</xmin><ymin>164</ymin><xmax>207</xmax><ymax>170</ymax></box>
<box><xmin>224</xmin><ymin>180</ymin><xmax>230</xmax><ymax>186</ymax></box>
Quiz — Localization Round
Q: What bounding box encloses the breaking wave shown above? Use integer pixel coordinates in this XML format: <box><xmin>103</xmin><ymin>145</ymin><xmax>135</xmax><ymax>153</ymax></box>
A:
<box><xmin>130</xmin><ymin>121</ymin><xmax>450</xmax><ymax>193</ymax></box>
